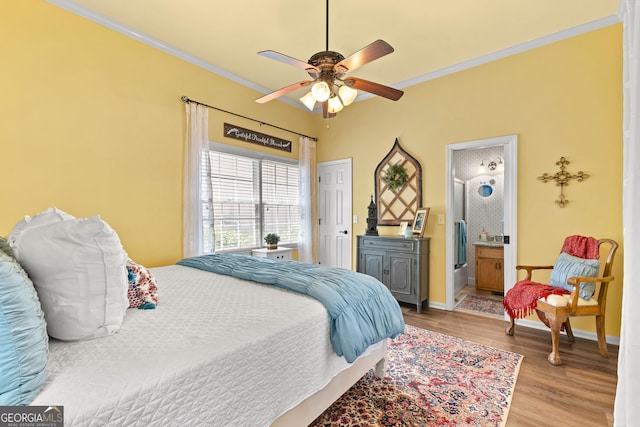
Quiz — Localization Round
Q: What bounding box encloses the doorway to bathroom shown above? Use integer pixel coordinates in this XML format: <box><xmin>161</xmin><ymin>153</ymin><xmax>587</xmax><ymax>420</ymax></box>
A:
<box><xmin>445</xmin><ymin>135</ymin><xmax>518</xmax><ymax>316</ymax></box>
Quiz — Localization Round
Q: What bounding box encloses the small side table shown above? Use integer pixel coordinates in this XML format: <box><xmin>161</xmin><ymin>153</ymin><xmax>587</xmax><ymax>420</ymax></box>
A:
<box><xmin>251</xmin><ymin>247</ymin><xmax>293</xmax><ymax>261</ymax></box>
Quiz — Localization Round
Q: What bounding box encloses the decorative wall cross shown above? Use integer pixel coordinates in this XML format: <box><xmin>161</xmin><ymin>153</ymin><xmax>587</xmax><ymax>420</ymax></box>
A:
<box><xmin>538</xmin><ymin>157</ymin><xmax>589</xmax><ymax>207</ymax></box>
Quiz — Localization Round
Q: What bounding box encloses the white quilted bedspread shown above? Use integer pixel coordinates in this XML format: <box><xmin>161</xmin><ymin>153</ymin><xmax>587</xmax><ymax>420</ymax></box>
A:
<box><xmin>32</xmin><ymin>265</ymin><xmax>360</xmax><ymax>426</ymax></box>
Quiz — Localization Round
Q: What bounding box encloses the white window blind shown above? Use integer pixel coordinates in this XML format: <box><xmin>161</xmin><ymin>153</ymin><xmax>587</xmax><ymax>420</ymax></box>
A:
<box><xmin>262</xmin><ymin>160</ymin><xmax>299</xmax><ymax>244</ymax></box>
<box><xmin>202</xmin><ymin>148</ymin><xmax>299</xmax><ymax>253</ymax></box>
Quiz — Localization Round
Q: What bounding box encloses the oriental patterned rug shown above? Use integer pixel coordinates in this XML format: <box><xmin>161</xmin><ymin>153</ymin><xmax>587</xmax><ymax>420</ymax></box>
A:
<box><xmin>455</xmin><ymin>294</ymin><xmax>505</xmax><ymax>317</ymax></box>
<box><xmin>310</xmin><ymin>325</ymin><xmax>522</xmax><ymax>427</ymax></box>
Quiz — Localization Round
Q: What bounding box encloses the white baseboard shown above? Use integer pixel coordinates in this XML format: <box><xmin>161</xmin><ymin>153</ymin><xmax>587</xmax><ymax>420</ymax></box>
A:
<box><xmin>512</xmin><ymin>317</ymin><xmax>620</xmax><ymax>346</ymax></box>
<box><xmin>427</xmin><ymin>302</ymin><xmax>620</xmax><ymax>346</ymax></box>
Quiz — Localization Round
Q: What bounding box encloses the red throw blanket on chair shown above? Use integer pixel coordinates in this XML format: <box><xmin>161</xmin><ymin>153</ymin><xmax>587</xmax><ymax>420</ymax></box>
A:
<box><xmin>503</xmin><ymin>280</ymin><xmax>568</xmax><ymax>320</ymax></box>
<box><xmin>561</xmin><ymin>235</ymin><xmax>599</xmax><ymax>259</ymax></box>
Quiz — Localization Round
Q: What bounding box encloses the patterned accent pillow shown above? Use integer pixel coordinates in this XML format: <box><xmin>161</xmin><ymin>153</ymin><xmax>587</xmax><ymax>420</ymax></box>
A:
<box><xmin>126</xmin><ymin>258</ymin><xmax>159</xmax><ymax>309</ymax></box>
<box><xmin>549</xmin><ymin>252</ymin><xmax>600</xmax><ymax>300</ymax></box>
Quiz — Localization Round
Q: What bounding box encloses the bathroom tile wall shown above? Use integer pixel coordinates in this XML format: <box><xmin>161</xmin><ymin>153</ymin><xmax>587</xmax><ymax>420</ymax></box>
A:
<box><xmin>453</xmin><ymin>146</ymin><xmax>504</xmax><ymax>283</ymax></box>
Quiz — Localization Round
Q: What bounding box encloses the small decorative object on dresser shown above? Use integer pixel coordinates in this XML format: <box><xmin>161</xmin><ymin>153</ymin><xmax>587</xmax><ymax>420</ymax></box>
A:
<box><xmin>365</xmin><ymin>195</ymin><xmax>379</xmax><ymax>236</ymax></box>
<box><xmin>264</xmin><ymin>233</ymin><xmax>280</xmax><ymax>249</ymax></box>
<box><xmin>398</xmin><ymin>221</ymin><xmax>408</xmax><ymax>235</ymax></box>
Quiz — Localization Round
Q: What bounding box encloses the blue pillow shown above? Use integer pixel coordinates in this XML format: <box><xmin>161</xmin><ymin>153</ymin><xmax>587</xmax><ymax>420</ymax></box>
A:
<box><xmin>0</xmin><ymin>252</ymin><xmax>48</xmax><ymax>405</ymax></box>
<box><xmin>549</xmin><ymin>252</ymin><xmax>601</xmax><ymax>301</ymax></box>
<box><xmin>0</xmin><ymin>236</ymin><xmax>14</xmax><ymax>259</ymax></box>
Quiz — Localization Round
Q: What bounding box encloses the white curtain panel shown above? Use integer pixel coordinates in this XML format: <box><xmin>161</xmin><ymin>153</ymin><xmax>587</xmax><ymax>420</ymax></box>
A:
<box><xmin>615</xmin><ymin>1</ymin><xmax>640</xmax><ymax>425</ymax></box>
<box><xmin>183</xmin><ymin>103</ymin><xmax>209</xmax><ymax>258</ymax></box>
<box><xmin>298</xmin><ymin>136</ymin><xmax>317</xmax><ymax>263</ymax></box>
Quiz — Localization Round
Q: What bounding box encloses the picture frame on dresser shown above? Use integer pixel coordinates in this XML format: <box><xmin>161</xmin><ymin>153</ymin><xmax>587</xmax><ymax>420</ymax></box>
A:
<box><xmin>398</xmin><ymin>221</ymin><xmax>409</xmax><ymax>235</ymax></box>
<box><xmin>411</xmin><ymin>208</ymin><xmax>429</xmax><ymax>237</ymax></box>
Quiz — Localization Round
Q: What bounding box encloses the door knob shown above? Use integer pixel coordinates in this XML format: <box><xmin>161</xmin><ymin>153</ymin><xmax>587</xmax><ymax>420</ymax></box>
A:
<box><xmin>339</xmin><ymin>230</ymin><xmax>348</xmax><ymax>234</ymax></box>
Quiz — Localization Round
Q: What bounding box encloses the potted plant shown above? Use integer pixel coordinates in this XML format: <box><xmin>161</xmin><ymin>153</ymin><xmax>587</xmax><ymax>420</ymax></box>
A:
<box><xmin>264</xmin><ymin>233</ymin><xmax>280</xmax><ymax>250</ymax></box>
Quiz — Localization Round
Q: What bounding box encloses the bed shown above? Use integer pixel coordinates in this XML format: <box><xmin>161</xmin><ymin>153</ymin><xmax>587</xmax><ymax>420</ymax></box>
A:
<box><xmin>2</xmin><ymin>209</ymin><xmax>403</xmax><ymax>425</ymax></box>
<box><xmin>30</xmin><ymin>260</ymin><xmax>399</xmax><ymax>426</ymax></box>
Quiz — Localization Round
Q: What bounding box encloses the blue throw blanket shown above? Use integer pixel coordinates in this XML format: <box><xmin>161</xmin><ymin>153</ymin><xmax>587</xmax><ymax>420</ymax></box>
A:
<box><xmin>177</xmin><ymin>253</ymin><xmax>405</xmax><ymax>363</ymax></box>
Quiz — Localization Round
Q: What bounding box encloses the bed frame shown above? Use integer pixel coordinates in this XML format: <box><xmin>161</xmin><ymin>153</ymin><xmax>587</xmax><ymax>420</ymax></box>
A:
<box><xmin>272</xmin><ymin>340</ymin><xmax>387</xmax><ymax>426</ymax></box>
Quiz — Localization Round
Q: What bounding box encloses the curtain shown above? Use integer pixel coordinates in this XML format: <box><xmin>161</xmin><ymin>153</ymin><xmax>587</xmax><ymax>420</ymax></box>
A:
<box><xmin>183</xmin><ymin>103</ymin><xmax>210</xmax><ymax>258</ymax></box>
<box><xmin>298</xmin><ymin>136</ymin><xmax>317</xmax><ymax>263</ymax></box>
<box><xmin>615</xmin><ymin>2</ymin><xmax>640</xmax><ymax>425</ymax></box>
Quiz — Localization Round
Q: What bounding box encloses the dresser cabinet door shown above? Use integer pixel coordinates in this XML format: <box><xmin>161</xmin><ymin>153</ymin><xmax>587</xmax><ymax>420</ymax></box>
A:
<box><xmin>387</xmin><ymin>252</ymin><xmax>414</xmax><ymax>297</ymax></box>
<box><xmin>360</xmin><ymin>251</ymin><xmax>385</xmax><ymax>283</ymax></box>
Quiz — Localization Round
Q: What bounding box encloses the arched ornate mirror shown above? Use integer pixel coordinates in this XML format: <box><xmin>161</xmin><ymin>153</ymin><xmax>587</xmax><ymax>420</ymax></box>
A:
<box><xmin>374</xmin><ymin>138</ymin><xmax>423</xmax><ymax>225</ymax></box>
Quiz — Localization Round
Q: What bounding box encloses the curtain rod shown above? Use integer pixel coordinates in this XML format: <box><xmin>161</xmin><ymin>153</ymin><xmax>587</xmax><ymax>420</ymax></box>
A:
<box><xmin>180</xmin><ymin>96</ymin><xmax>318</xmax><ymax>142</ymax></box>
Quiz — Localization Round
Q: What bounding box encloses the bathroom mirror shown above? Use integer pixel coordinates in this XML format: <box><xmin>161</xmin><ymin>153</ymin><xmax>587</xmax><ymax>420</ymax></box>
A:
<box><xmin>478</xmin><ymin>184</ymin><xmax>493</xmax><ymax>197</ymax></box>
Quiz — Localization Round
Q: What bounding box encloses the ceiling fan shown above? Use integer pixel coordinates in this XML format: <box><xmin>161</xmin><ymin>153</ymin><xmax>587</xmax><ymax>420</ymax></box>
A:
<box><xmin>255</xmin><ymin>0</ymin><xmax>404</xmax><ymax>118</ymax></box>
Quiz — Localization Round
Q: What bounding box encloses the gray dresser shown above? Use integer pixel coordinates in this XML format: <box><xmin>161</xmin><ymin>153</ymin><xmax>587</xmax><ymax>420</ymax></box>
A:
<box><xmin>356</xmin><ymin>235</ymin><xmax>430</xmax><ymax>313</ymax></box>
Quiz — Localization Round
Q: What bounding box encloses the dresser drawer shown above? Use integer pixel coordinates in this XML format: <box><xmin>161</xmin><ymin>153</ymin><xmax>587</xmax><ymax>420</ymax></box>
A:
<box><xmin>360</xmin><ymin>237</ymin><xmax>415</xmax><ymax>251</ymax></box>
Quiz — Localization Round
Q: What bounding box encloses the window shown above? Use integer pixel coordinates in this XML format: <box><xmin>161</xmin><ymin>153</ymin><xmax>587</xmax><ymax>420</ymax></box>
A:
<box><xmin>202</xmin><ymin>145</ymin><xmax>299</xmax><ymax>253</ymax></box>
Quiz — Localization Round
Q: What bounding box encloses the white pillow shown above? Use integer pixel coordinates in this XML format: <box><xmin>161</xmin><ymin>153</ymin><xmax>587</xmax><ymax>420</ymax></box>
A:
<box><xmin>9</xmin><ymin>207</ymin><xmax>75</xmax><ymax>259</ymax></box>
<box><xmin>13</xmin><ymin>215</ymin><xmax>129</xmax><ymax>341</ymax></box>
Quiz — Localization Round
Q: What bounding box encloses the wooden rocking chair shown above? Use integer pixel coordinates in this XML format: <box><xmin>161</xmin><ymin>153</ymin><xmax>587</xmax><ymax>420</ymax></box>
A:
<box><xmin>505</xmin><ymin>237</ymin><xmax>618</xmax><ymax>365</ymax></box>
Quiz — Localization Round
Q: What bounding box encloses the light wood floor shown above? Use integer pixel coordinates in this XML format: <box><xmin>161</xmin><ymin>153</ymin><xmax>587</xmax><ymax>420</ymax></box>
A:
<box><xmin>401</xmin><ymin>304</ymin><xmax>618</xmax><ymax>427</ymax></box>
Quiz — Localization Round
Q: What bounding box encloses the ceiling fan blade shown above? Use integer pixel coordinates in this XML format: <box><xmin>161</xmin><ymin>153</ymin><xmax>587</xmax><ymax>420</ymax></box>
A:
<box><xmin>334</xmin><ymin>40</ymin><xmax>394</xmax><ymax>74</ymax></box>
<box><xmin>344</xmin><ymin>77</ymin><xmax>404</xmax><ymax>101</ymax></box>
<box><xmin>322</xmin><ymin>101</ymin><xmax>336</xmax><ymax>119</ymax></box>
<box><xmin>256</xmin><ymin>81</ymin><xmax>313</xmax><ymax>104</ymax></box>
<box><xmin>258</xmin><ymin>50</ymin><xmax>320</xmax><ymax>77</ymax></box>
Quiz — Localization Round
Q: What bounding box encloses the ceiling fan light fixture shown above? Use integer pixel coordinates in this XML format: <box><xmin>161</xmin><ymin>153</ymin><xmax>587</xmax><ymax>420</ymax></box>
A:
<box><xmin>338</xmin><ymin>84</ymin><xmax>357</xmax><ymax>106</ymax></box>
<box><xmin>328</xmin><ymin>95</ymin><xmax>344</xmax><ymax>113</ymax></box>
<box><xmin>311</xmin><ymin>81</ymin><xmax>331</xmax><ymax>102</ymax></box>
<box><xmin>300</xmin><ymin>92</ymin><xmax>317</xmax><ymax>111</ymax></box>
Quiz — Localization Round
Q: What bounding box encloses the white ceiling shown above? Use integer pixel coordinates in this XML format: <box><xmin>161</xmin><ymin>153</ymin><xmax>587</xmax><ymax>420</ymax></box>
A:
<box><xmin>48</xmin><ymin>0</ymin><xmax>621</xmax><ymax>111</ymax></box>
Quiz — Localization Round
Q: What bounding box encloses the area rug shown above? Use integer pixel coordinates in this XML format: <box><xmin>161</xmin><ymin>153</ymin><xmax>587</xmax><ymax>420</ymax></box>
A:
<box><xmin>455</xmin><ymin>294</ymin><xmax>505</xmax><ymax>317</ymax></box>
<box><xmin>310</xmin><ymin>325</ymin><xmax>523</xmax><ymax>427</ymax></box>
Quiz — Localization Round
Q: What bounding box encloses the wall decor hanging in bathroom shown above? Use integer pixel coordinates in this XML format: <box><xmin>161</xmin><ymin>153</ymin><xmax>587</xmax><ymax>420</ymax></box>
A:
<box><xmin>538</xmin><ymin>156</ymin><xmax>589</xmax><ymax>207</ymax></box>
<box><xmin>374</xmin><ymin>138</ymin><xmax>423</xmax><ymax>225</ymax></box>
<box><xmin>478</xmin><ymin>179</ymin><xmax>496</xmax><ymax>197</ymax></box>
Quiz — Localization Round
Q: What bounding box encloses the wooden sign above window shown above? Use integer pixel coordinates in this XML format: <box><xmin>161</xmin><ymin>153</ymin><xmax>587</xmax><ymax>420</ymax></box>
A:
<box><xmin>224</xmin><ymin>123</ymin><xmax>292</xmax><ymax>152</ymax></box>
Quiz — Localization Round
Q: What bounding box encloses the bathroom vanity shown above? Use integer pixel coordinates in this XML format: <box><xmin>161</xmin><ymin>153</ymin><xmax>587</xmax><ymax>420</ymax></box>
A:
<box><xmin>474</xmin><ymin>242</ymin><xmax>504</xmax><ymax>293</ymax></box>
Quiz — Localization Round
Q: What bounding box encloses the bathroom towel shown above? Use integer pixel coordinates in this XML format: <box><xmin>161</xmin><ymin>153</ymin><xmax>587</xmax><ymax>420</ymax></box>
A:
<box><xmin>455</xmin><ymin>220</ymin><xmax>467</xmax><ymax>268</ymax></box>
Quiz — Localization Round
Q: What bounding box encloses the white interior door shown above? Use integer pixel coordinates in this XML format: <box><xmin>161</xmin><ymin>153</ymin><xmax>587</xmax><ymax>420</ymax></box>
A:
<box><xmin>317</xmin><ymin>159</ymin><xmax>353</xmax><ymax>269</ymax></box>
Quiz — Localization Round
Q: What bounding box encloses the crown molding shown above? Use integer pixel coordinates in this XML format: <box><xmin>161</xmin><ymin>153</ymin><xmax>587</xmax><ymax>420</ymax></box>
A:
<box><xmin>395</xmin><ymin>14</ymin><xmax>622</xmax><ymax>90</ymax></box>
<box><xmin>44</xmin><ymin>0</ymin><xmax>303</xmax><ymax>111</ymax></box>
<box><xmin>45</xmin><ymin>1</ymin><xmax>622</xmax><ymax>111</ymax></box>
<box><xmin>337</xmin><ymin>14</ymin><xmax>623</xmax><ymax>103</ymax></box>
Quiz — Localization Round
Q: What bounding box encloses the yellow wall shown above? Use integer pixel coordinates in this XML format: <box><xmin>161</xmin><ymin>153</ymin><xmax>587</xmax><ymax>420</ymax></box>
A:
<box><xmin>0</xmin><ymin>1</ymin><xmax>313</xmax><ymax>267</ymax></box>
<box><xmin>0</xmin><ymin>2</ymin><xmax>623</xmax><ymax>337</ymax></box>
<box><xmin>316</xmin><ymin>24</ymin><xmax>623</xmax><ymax>336</ymax></box>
